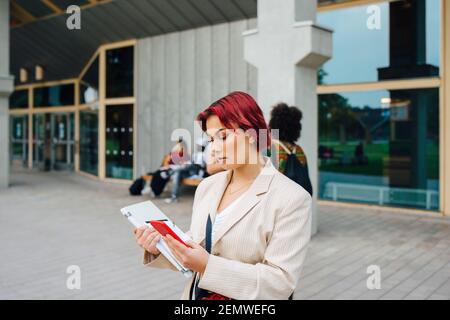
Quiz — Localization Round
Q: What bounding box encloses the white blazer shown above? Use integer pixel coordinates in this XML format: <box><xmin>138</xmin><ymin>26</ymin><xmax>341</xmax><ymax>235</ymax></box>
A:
<box><xmin>143</xmin><ymin>156</ymin><xmax>312</xmax><ymax>300</ymax></box>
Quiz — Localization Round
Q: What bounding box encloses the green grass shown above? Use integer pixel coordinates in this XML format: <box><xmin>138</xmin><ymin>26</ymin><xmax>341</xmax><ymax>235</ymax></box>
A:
<box><xmin>319</xmin><ymin>140</ymin><xmax>439</xmax><ymax>180</ymax></box>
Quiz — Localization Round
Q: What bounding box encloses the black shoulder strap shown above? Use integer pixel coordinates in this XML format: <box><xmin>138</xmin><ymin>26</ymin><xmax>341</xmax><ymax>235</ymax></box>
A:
<box><xmin>189</xmin><ymin>214</ymin><xmax>213</xmax><ymax>300</ymax></box>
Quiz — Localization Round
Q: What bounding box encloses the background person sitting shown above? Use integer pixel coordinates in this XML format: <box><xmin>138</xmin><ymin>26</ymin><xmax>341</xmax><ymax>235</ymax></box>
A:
<box><xmin>164</xmin><ymin>138</ymin><xmax>208</xmax><ymax>204</ymax></box>
<box><xmin>141</xmin><ymin>138</ymin><xmax>190</xmax><ymax>198</ymax></box>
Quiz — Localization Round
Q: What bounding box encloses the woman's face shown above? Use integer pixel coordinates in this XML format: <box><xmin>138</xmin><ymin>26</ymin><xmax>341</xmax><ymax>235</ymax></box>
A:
<box><xmin>205</xmin><ymin>115</ymin><xmax>255</xmax><ymax>170</ymax></box>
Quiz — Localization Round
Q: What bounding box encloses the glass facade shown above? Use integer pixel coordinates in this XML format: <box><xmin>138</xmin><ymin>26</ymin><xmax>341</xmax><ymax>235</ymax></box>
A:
<box><xmin>317</xmin><ymin>0</ymin><xmax>441</xmax><ymax>211</ymax></box>
<box><xmin>7</xmin><ymin>1</ymin><xmax>446</xmax><ymax>214</ymax></box>
<box><xmin>317</xmin><ymin>0</ymin><xmax>441</xmax><ymax>84</ymax></box>
<box><xmin>34</xmin><ymin>84</ymin><xmax>75</xmax><ymax>107</ymax></box>
<box><xmin>106</xmin><ymin>46</ymin><xmax>134</xmax><ymax>98</ymax></box>
<box><xmin>79</xmin><ymin>110</ymin><xmax>99</xmax><ymax>176</ymax></box>
<box><xmin>10</xmin><ymin>115</ymin><xmax>28</xmax><ymax>166</ymax></box>
<box><xmin>105</xmin><ymin>105</ymin><xmax>134</xmax><ymax>180</ymax></box>
<box><xmin>9</xmin><ymin>89</ymin><xmax>28</xmax><ymax>109</ymax></box>
<box><xmin>31</xmin><ymin>113</ymin><xmax>74</xmax><ymax>170</ymax></box>
<box><xmin>319</xmin><ymin>89</ymin><xmax>439</xmax><ymax>210</ymax></box>
<box><xmin>9</xmin><ymin>43</ymin><xmax>135</xmax><ymax>179</ymax></box>
<box><xmin>32</xmin><ymin>114</ymin><xmax>45</xmax><ymax>169</ymax></box>
<box><xmin>51</xmin><ymin>113</ymin><xmax>75</xmax><ymax>170</ymax></box>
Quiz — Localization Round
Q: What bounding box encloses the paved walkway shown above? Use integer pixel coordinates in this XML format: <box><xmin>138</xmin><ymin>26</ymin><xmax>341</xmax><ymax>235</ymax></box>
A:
<box><xmin>0</xmin><ymin>169</ymin><xmax>449</xmax><ymax>300</ymax></box>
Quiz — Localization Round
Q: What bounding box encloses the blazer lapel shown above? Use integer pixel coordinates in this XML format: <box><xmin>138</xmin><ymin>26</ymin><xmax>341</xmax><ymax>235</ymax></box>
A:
<box><xmin>210</xmin><ymin>191</ymin><xmax>261</xmax><ymax>248</ymax></box>
<box><xmin>194</xmin><ymin>169</ymin><xmax>232</xmax><ymax>245</ymax></box>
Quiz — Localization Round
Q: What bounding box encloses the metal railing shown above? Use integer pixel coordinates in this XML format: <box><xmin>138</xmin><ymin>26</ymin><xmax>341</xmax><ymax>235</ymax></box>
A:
<box><xmin>323</xmin><ymin>182</ymin><xmax>439</xmax><ymax>210</ymax></box>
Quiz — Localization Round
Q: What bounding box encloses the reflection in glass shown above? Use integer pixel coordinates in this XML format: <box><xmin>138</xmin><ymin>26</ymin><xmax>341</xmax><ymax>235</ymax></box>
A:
<box><xmin>80</xmin><ymin>110</ymin><xmax>99</xmax><ymax>176</ymax></box>
<box><xmin>34</xmin><ymin>84</ymin><xmax>75</xmax><ymax>107</ymax></box>
<box><xmin>106</xmin><ymin>105</ymin><xmax>133</xmax><ymax>179</ymax></box>
<box><xmin>317</xmin><ymin>0</ymin><xmax>440</xmax><ymax>84</ymax></box>
<box><xmin>51</xmin><ymin>113</ymin><xmax>74</xmax><ymax>170</ymax></box>
<box><xmin>10</xmin><ymin>115</ymin><xmax>28</xmax><ymax>166</ymax></box>
<box><xmin>32</xmin><ymin>113</ymin><xmax>75</xmax><ymax>170</ymax></box>
<box><xmin>80</xmin><ymin>56</ymin><xmax>99</xmax><ymax>104</ymax></box>
<box><xmin>33</xmin><ymin>114</ymin><xmax>45</xmax><ymax>169</ymax></box>
<box><xmin>106</xmin><ymin>46</ymin><xmax>134</xmax><ymax>98</ymax></box>
<box><xmin>9</xmin><ymin>90</ymin><xmax>29</xmax><ymax>109</ymax></box>
<box><xmin>318</xmin><ymin>88</ymin><xmax>439</xmax><ymax>211</ymax></box>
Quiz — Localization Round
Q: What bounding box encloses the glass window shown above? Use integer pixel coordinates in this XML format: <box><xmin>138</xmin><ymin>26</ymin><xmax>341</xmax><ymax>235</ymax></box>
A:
<box><xmin>317</xmin><ymin>0</ymin><xmax>441</xmax><ymax>84</ymax></box>
<box><xmin>9</xmin><ymin>89</ymin><xmax>28</xmax><ymax>109</ymax></box>
<box><xmin>10</xmin><ymin>115</ymin><xmax>28</xmax><ymax>166</ymax></box>
<box><xmin>319</xmin><ymin>88</ymin><xmax>439</xmax><ymax>211</ymax></box>
<box><xmin>80</xmin><ymin>110</ymin><xmax>99</xmax><ymax>176</ymax></box>
<box><xmin>32</xmin><ymin>114</ymin><xmax>46</xmax><ymax>168</ymax></box>
<box><xmin>80</xmin><ymin>56</ymin><xmax>99</xmax><ymax>105</ymax></box>
<box><xmin>106</xmin><ymin>46</ymin><xmax>134</xmax><ymax>98</ymax></box>
<box><xmin>51</xmin><ymin>113</ymin><xmax>75</xmax><ymax>171</ymax></box>
<box><xmin>106</xmin><ymin>105</ymin><xmax>133</xmax><ymax>179</ymax></box>
<box><xmin>34</xmin><ymin>84</ymin><xmax>75</xmax><ymax>107</ymax></box>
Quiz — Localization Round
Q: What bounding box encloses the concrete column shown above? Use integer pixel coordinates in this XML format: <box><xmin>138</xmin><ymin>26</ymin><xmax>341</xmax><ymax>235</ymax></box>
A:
<box><xmin>0</xmin><ymin>0</ymin><xmax>14</xmax><ymax>188</ymax></box>
<box><xmin>244</xmin><ymin>0</ymin><xmax>333</xmax><ymax>235</ymax></box>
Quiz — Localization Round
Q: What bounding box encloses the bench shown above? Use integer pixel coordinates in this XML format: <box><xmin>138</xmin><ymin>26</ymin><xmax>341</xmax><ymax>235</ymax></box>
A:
<box><xmin>142</xmin><ymin>175</ymin><xmax>201</xmax><ymax>187</ymax></box>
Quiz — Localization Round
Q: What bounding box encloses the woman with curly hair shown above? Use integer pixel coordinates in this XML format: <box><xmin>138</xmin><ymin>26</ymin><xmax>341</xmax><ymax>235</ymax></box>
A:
<box><xmin>268</xmin><ymin>103</ymin><xmax>313</xmax><ymax>196</ymax></box>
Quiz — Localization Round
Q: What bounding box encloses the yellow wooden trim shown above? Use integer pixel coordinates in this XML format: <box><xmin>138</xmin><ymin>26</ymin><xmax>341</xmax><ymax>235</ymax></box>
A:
<box><xmin>10</xmin><ymin>107</ymin><xmax>82</xmax><ymax>114</ymax></box>
<box><xmin>10</xmin><ymin>1</ymin><xmax>35</xmax><ymax>23</ymax></box>
<box><xmin>8</xmin><ymin>109</ymin><xmax>30</xmax><ymax>115</ymax></box>
<box><xmin>41</xmin><ymin>0</ymin><xmax>63</xmax><ymax>13</ymax></box>
<box><xmin>133</xmin><ymin>45</ymin><xmax>138</xmax><ymax>179</ymax></box>
<box><xmin>77</xmin><ymin>170</ymin><xmax>100</xmax><ymax>180</ymax></box>
<box><xmin>74</xmin><ymin>79</ymin><xmax>80</xmax><ymax>106</ymax></box>
<box><xmin>98</xmin><ymin>49</ymin><xmax>106</xmax><ymax>180</ymax></box>
<box><xmin>443</xmin><ymin>0</ymin><xmax>450</xmax><ymax>216</ymax></box>
<box><xmin>78</xmin><ymin>103</ymin><xmax>100</xmax><ymax>111</ymax></box>
<box><xmin>14</xmin><ymin>78</ymin><xmax>78</xmax><ymax>90</ymax></box>
<box><xmin>104</xmin><ymin>97</ymin><xmax>136</xmax><ymax>105</ymax></box>
<box><xmin>318</xmin><ymin>200</ymin><xmax>445</xmax><ymax>218</ymax></box>
<box><xmin>29</xmin><ymin>106</ymin><xmax>78</xmax><ymax>113</ymax></box>
<box><xmin>440</xmin><ymin>82</ymin><xmax>445</xmax><ymax>214</ymax></box>
<box><xmin>11</xmin><ymin>0</ymin><xmax>113</xmax><ymax>29</ymax></box>
<box><xmin>78</xmin><ymin>49</ymin><xmax>100</xmax><ymax>81</ymax></box>
<box><xmin>32</xmin><ymin>109</ymin><xmax>77</xmax><ymax>115</ymax></box>
<box><xmin>12</xmin><ymin>84</ymin><xmax>30</xmax><ymax>91</ymax></box>
<box><xmin>101</xmin><ymin>39</ymin><xmax>137</xmax><ymax>51</ymax></box>
<box><xmin>439</xmin><ymin>0</ymin><xmax>444</xmax><ymax>214</ymax></box>
<box><xmin>317</xmin><ymin>77</ymin><xmax>441</xmax><ymax>94</ymax></box>
<box><xmin>317</xmin><ymin>0</ymin><xmax>397</xmax><ymax>12</ymax></box>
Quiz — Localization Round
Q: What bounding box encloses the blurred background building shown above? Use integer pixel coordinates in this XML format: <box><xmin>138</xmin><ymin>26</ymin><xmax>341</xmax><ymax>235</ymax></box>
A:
<box><xmin>1</xmin><ymin>0</ymin><xmax>449</xmax><ymax>217</ymax></box>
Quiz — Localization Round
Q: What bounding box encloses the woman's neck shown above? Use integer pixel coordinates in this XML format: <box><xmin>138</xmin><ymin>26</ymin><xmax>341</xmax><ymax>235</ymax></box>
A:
<box><xmin>230</xmin><ymin>153</ymin><xmax>265</xmax><ymax>184</ymax></box>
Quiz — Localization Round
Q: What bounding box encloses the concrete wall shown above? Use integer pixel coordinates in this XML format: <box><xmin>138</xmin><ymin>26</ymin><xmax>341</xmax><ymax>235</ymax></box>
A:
<box><xmin>0</xmin><ymin>0</ymin><xmax>14</xmax><ymax>188</ymax></box>
<box><xmin>136</xmin><ymin>19</ymin><xmax>257</xmax><ymax>175</ymax></box>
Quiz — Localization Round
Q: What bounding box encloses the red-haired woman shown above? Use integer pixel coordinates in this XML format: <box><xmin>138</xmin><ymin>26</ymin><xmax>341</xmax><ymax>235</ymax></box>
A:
<box><xmin>134</xmin><ymin>92</ymin><xmax>312</xmax><ymax>300</ymax></box>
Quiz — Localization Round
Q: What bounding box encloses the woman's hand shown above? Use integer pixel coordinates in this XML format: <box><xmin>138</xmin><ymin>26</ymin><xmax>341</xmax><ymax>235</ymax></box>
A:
<box><xmin>164</xmin><ymin>234</ymin><xmax>210</xmax><ymax>274</ymax></box>
<box><xmin>134</xmin><ymin>226</ymin><xmax>161</xmax><ymax>255</ymax></box>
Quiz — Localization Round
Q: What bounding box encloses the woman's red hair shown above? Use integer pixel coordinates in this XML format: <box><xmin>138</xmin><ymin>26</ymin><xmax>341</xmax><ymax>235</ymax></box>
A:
<box><xmin>196</xmin><ymin>91</ymin><xmax>271</xmax><ymax>151</ymax></box>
